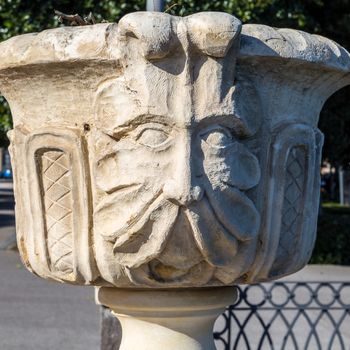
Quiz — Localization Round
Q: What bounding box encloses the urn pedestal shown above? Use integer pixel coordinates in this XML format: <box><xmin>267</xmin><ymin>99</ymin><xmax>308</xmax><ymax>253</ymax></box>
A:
<box><xmin>1</xmin><ymin>11</ymin><xmax>349</xmax><ymax>349</ymax></box>
<box><xmin>96</xmin><ymin>287</ymin><xmax>236</xmax><ymax>350</ymax></box>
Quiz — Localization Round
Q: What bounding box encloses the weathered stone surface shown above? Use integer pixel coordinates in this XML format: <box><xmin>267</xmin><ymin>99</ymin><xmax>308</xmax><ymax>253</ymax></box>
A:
<box><xmin>1</xmin><ymin>12</ymin><xmax>349</xmax><ymax>288</ymax></box>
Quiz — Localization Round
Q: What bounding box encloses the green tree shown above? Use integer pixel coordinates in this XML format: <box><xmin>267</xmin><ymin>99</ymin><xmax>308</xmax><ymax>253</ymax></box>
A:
<box><xmin>0</xmin><ymin>96</ymin><xmax>11</xmax><ymax>146</ymax></box>
<box><xmin>319</xmin><ymin>87</ymin><xmax>350</xmax><ymax>169</ymax></box>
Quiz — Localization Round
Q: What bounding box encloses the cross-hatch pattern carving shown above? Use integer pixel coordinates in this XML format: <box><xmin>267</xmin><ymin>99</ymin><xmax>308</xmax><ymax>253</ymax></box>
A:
<box><xmin>40</xmin><ymin>150</ymin><xmax>74</xmax><ymax>274</ymax></box>
<box><xmin>280</xmin><ymin>147</ymin><xmax>305</xmax><ymax>258</ymax></box>
<box><xmin>273</xmin><ymin>147</ymin><xmax>305</xmax><ymax>272</ymax></box>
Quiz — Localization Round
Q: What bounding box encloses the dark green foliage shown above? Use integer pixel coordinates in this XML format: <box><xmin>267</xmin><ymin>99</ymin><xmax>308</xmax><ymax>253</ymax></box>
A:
<box><xmin>319</xmin><ymin>87</ymin><xmax>350</xmax><ymax>168</ymax></box>
<box><xmin>0</xmin><ymin>96</ymin><xmax>10</xmax><ymax>147</ymax></box>
<box><xmin>311</xmin><ymin>205</ymin><xmax>350</xmax><ymax>265</ymax></box>
<box><xmin>0</xmin><ymin>0</ymin><xmax>144</xmax><ymax>39</ymax></box>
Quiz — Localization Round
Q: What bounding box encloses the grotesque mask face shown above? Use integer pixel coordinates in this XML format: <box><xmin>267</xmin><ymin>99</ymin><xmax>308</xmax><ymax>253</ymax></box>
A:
<box><xmin>93</xmin><ymin>12</ymin><xmax>262</xmax><ymax>286</ymax></box>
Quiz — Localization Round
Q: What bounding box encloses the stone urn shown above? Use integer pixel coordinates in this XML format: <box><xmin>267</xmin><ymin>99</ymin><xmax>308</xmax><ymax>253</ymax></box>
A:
<box><xmin>1</xmin><ymin>11</ymin><xmax>349</xmax><ymax>350</ymax></box>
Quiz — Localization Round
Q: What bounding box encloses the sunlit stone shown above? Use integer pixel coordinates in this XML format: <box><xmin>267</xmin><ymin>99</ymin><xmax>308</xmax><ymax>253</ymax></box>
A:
<box><xmin>1</xmin><ymin>11</ymin><xmax>349</xmax><ymax>349</ymax></box>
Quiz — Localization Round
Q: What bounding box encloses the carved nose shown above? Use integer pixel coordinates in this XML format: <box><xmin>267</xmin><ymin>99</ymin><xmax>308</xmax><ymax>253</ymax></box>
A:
<box><xmin>163</xmin><ymin>180</ymin><xmax>204</xmax><ymax>206</ymax></box>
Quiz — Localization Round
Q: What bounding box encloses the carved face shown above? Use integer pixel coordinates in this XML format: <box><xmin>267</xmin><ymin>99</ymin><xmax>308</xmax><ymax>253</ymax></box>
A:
<box><xmin>91</xmin><ymin>12</ymin><xmax>263</xmax><ymax>286</ymax></box>
<box><xmin>93</xmin><ymin>85</ymin><xmax>261</xmax><ymax>286</ymax></box>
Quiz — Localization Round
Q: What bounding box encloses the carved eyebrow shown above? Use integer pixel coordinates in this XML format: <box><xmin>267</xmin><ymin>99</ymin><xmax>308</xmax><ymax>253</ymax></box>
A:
<box><xmin>197</xmin><ymin>114</ymin><xmax>249</xmax><ymax>139</ymax></box>
<box><xmin>105</xmin><ymin>114</ymin><xmax>174</xmax><ymax>140</ymax></box>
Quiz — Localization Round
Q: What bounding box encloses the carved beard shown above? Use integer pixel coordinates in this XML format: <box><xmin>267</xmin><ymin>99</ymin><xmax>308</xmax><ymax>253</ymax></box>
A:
<box><xmin>94</xmin><ymin>178</ymin><xmax>260</xmax><ymax>285</ymax></box>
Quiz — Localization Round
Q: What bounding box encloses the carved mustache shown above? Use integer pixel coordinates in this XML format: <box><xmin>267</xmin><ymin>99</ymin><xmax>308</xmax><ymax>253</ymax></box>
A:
<box><xmin>94</xmin><ymin>182</ymin><xmax>260</xmax><ymax>270</ymax></box>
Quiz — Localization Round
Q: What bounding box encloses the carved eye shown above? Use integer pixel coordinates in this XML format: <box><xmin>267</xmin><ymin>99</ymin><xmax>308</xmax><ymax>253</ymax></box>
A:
<box><xmin>136</xmin><ymin>127</ymin><xmax>171</xmax><ymax>149</ymax></box>
<box><xmin>200</xmin><ymin>126</ymin><xmax>233</xmax><ymax>148</ymax></box>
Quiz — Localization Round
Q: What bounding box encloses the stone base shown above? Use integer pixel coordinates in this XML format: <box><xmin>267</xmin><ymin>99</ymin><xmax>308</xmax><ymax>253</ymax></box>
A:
<box><xmin>100</xmin><ymin>306</ymin><xmax>122</xmax><ymax>350</ymax></box>
<box><xmin>96</xmin><ymin>287</ymin><xmax>237</xmax><ymax>350</ymax></box>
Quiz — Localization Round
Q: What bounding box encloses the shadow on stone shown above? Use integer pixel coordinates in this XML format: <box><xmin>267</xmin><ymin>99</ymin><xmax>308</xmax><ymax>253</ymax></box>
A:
<box><xmin>100</xmin><ymin>306</ymin><xmax>122</xmax><ymax>350</ymax></box>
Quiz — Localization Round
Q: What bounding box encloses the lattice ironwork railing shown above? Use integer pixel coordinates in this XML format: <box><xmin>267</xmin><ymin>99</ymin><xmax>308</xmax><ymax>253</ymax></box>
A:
<box><xmin>214</xmin><ymin>282</ymin><xmax>350</xmax><ymax>350</ymax></box>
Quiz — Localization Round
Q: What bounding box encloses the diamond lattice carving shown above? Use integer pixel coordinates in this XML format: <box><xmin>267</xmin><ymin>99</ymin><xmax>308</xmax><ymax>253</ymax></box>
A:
<box><xmin>280</xmin><ymin>147</ymin><xmax>305</xmax><ymax>258</ymax></box>
<box><xmin>40</xmin><ymin>150</ymin><xmax>73</xmax><ymax>274</ymax></box>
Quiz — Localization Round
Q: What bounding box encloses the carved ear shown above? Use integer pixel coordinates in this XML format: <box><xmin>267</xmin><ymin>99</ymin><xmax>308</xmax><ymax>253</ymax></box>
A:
<box><xmin>186</xmin><ymin>12</ymin><xmax>241</xmax><ymax>58</ymax></box>
<box><xmin>118</xmin><ymin>12</ymin><xmax>177</xmax><ymax>60</ymax></box>
<box><xmin>231</xmin><ymin>79</ymin><xmax>262</xmax><ymax>137</ymax></box>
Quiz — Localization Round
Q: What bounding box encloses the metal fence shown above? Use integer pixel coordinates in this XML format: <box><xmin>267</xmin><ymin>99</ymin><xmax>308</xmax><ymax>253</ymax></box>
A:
<box><xmin>214</xmin><ymin>282</ymin><xmax>350</xmax><ymax>350</ymax></box>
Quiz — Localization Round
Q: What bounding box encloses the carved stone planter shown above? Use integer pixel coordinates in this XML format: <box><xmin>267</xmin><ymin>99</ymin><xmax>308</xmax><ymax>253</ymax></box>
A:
<box><xmin>1</xmin><ymin>11</ymin><xmax>349</xmax><ymax>349</ymax></box>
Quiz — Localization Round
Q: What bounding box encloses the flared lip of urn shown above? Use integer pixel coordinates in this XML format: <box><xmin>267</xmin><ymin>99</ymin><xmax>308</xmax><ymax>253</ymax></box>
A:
<box><xmin>0</xmin><ymin>13</ymin><xmax>349</xmax><ymax>73</ymax></box>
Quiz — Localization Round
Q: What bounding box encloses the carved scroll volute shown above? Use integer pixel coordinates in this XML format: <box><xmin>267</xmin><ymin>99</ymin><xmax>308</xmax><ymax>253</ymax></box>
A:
<box><xmin>251</xmin><ymin>124</ymin><xmax>324</xmax><ymax>281</ymax></box>
<box><xmin>9</xmin><ymin>127</ymin><xmax>97</xmax><ymax>284</ymax></box>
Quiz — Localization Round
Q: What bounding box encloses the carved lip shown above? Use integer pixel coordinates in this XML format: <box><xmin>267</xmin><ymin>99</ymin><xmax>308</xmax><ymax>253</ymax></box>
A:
<box><xmin>0</xmin><ymin>17</ymin><xmax>349</xmax><ymax>73</ymax></box>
